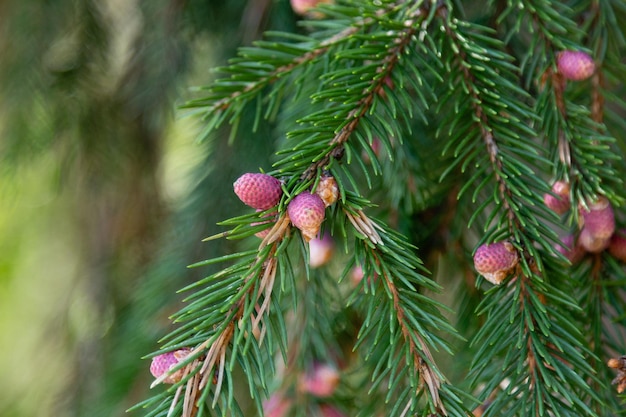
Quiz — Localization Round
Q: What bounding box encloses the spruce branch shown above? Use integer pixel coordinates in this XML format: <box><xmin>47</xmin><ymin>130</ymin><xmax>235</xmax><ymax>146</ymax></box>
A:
<box><xmin>133</xmin><ymin>2</ymin><xmax>626</xmax><ymax>417</ymax></box>
<box><xmin>350</xmin><ymin>212</ymin><xmax>469</xmax><ymax>417</ymax></box>
<box><xmin>497</xmin><ymin>0</ymin><xmax>622</xmax><ymax>202</ymax></box>
<box><xmin>183</xmin><ymin>1</ymin><xmax>409</xmax><ymax>142</ymax></box>
<box><xmin>433</xmin><ymin>2</ymin><xmax>608</xmax><ymax>416</ymax></box>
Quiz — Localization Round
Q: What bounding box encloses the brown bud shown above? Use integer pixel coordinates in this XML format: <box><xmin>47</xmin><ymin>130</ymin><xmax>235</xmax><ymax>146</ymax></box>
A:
<box><xmin>608</xmin><ymin>357</ymin><xmax>626</xmax><ymax>369</ymax></box>
<box><xmin>473</xmin><ymin>241</ymin><xmax>519</xmax><ymax>285</ymax></box>
<box><xmin>315</xmin><ymin>175</ymin><xmax>339</xmax><ymax>207</ymax></box>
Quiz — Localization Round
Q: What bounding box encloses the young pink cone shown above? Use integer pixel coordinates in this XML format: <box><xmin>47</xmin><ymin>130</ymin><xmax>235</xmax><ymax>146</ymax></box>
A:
<box><xmin>233</xmin><ymin>173</ymin><xmax>282</xmax><ymax>210</ymax></box>
<box><xmin>555</xmin><ymin>234</ymin><xmax>584</xmax><ymax>263</ymax></box>
<box><xmin>557</xmin><ymin>50</ymin><xmax>595</xmax><ymax>81</ymax></box>
<box><xmin>578</xmin><ymin>196</ymin><xmax>615</xmax><ymax>253</ymax></box>
<box><xmin>543</xmin><ymin>180</ymin><xmax>571</xmax><ymax>215</ymax></box>
<box><xmin>473</xmin><ymin>241</ymin><xmax>519</xmax><ymax>285</ymax></box>
<box><xmin>287</xmin><ymin>191</ymin><xmax>326</xmax><ymax>242</ymax></box>
<box><xmin>299</xmin><ymin>363</ymin><xmax>340</xmax><ymax>397</ymax></box>
<box><xmin>609</xmin><ymin>230</ymin><xmax>626</xmax><ymax>262</ymax></box>
<box><xmin>150</xmin><ymin>348</ymin><xmax>191</xmax><ymax>384</ymax></box>
<box><xmin>309</xmin><ymin>233</ymin><xmax>334</xmax><ymax>268</ymax></box>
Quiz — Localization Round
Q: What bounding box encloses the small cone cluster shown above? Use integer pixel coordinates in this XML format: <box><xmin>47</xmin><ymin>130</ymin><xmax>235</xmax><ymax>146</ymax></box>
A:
<box><xmin>234</xmin><ymin>173</ymin><xmax>282</xmax><ymax>210</ymax></box>
<box><xmin>544</xmin><ymin>184</ymin><xmax>625</xmax><ymax>263</ymax></box>
<box><xmin>473</xmin><ymin>241</ymin><xmax>519</xmax><ymax>285</ymax></box>
<box><xmin>288</xmin><ymin>191</ymin><xmax>326</xmax><ymax>242</ymax></box>
<box><xmin>556</xmin><ymin>50</ymin><xmax>595</xmax><ymax>81</ymax></box>
<box><xmin>150</xmin><ymin>348</ymin><xmax>191</xmax><ymax>384</ymax></box>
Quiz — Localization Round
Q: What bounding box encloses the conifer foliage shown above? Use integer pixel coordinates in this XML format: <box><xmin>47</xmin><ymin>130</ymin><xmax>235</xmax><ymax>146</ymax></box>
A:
<box><xmin>134</xmin><ymin>0</ymin><xmax>626</xmax><ymax>416</ymax></box>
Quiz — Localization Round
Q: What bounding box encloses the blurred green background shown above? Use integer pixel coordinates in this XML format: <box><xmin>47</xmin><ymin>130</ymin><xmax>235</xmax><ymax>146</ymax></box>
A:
<box><xmin>0</xmin><ymin>1</ymin><xmax>298</xmax><ymax>416</ymax></box>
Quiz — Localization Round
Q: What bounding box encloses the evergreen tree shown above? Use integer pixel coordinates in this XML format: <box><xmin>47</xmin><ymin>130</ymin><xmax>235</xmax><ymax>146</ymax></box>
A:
<box><xmin>4</xmin><ymin>0</ymin><xmax>626</xmax><ymax>416</ymax></box>
<box><xmin>133</xmin><ymin>0</ymin><xmax>626</xmax><ymax>416</ymax></box>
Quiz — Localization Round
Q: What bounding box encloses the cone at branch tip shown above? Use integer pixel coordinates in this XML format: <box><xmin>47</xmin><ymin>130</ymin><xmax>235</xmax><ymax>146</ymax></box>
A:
<box><xmin>473</xmin><ymin>241</ymin><xmax>519</xmax><ymax>285</ymax></box>
<box><xmin>287</xmin><ymin>191</ymin><xmax>326</xmax><ymax>242</ymax></box>
<box><xmin>233</xmin><ymin>173</ymin><xmax>282</xmax><ymax>210</ymax></box>
<box><xmin>149</xmin><ymin>348</ymin><xmax>191</xmax><ymax>384</ymax></box>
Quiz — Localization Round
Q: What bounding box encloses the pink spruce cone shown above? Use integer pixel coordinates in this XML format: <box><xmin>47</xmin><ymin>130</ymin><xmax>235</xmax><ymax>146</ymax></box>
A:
<box><xmin>473</xmin><ymin>241</ymin><xmax>519</xmax><ymax>285</ymax></box>
<box><xmin>298</xmin><ymin>363</ymin><xmax>340</xmax><ymax>397</ymax></box>
<box><xmin>609</xmin><ymin>230</ymin><xmax>626</xmax><ymax>262</ymax></box>
<box><xmin>309</xmin><ymin>233</ymin><xmax>334</xmax><ymax>268</ymax></box>
<box><xmin>150</xmin><ymin>348</ymin><xmax>191</xmax><ymax>384</ymax></box>
<box><xmin>555</xmin><ymin>234</ymin><xmax>584</xmax><ymax>264</ymax></box>
<box><xmin>315</xmin><ymin>174</ymin><xmax>339</xmax><ymax>207</ymax></box>
<box><xmin>543</xmin><ymin>180</ymin><xmax>571</xmax><ymax>215</ymax></box>
<box><xmin>287</xmin><ymin>191</ymin><xmax>326</xmax><ymax>242</ymax></box>
<box><xmin>578</xmin><ymin>196</ymin><xmax>615</xmax><ymax>252</ymax></box>
<box><xmin>557</xmin><ymin>50</ymin><xmax>595</xmax><ymax>81</ymax></box>
<box><xmin>233</xmin><ymin>173</ymin><xmax>282</xmax><ymax>210</ymax></box>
